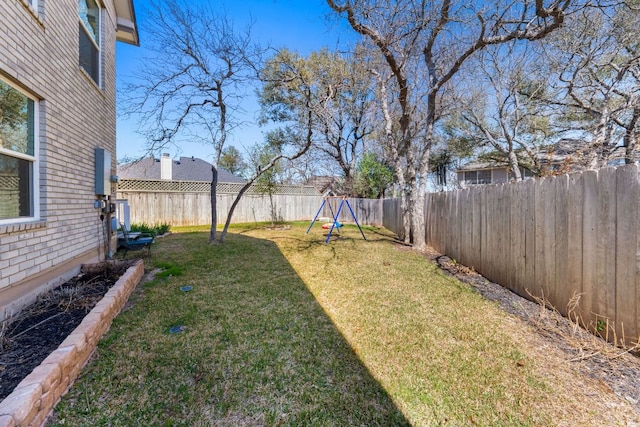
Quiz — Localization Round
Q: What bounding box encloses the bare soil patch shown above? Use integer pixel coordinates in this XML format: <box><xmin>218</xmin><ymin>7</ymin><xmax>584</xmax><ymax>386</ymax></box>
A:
<box><xmin>0</xmin><ymin>260</ymin><xmax>136</xmax><ymax>400</ymax></box>
<box><xmin>420</xmin><ymin>246</ymin><xmax>640</xmax><ymax>416</ymax></box>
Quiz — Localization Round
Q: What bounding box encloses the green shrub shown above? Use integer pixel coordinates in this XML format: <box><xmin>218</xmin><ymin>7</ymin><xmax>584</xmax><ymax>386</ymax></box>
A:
<box><xmin>129</xmin><ymin>222</ymin><xmax>172</xmax><ymax>237</ymax></box>
<box><xmin>129</xmin><ymin>223</ymin><xmax>155</xmax><ymax>236</ymax></box>
<box><xmin>155</xmin><ymin>222</ymin><xmax>171</xmax><ymax>235</ymax></box>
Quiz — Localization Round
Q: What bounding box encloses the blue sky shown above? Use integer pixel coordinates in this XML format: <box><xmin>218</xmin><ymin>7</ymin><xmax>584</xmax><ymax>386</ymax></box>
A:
<box><xmin>115</xmin><ymin>0</ymin><xmax>355</xmax><ymax>163</ymax></box>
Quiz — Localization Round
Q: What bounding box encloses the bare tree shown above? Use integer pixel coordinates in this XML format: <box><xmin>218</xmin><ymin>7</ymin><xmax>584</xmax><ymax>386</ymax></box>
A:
<box><xmin>546</xmin><ymin>5</ymin><xmax>640</xmax><ymax>168</ymax></box>
<box><xmin>216</xmin><ymin>48</ymin><xmax>342</xmax><ymax>242</ymax></box>
<box><xmin>456</xmin><ymin>45</ymin><xmax>555</xmax><ymax>180</ymax></box>
<box><xmin>327</xmin><ymin>0</ymin><xmax>596</xmax><ymax>249</ymax></box>
<box><xmin>308</xmin><ymin>48</ymin><xmax>376</xmax><ymax>194</ymax></box>
<box><xmin>121</xmin><ymin>0</ymin><xmax>264</xmax><ymax>242</ymax></box>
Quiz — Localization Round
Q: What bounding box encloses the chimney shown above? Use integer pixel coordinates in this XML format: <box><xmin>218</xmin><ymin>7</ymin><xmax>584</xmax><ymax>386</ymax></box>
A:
<box><xmin>160</xmin><ymin>153</ymin><xmax>172</xmax><ymax>180</ymax></box>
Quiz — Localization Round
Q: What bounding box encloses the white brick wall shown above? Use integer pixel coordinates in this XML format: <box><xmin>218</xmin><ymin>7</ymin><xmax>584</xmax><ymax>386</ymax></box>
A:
<box><xmin>0</xmin><ymin>0</ymin><xmax>122</xmax><ymax>294</ymax></box>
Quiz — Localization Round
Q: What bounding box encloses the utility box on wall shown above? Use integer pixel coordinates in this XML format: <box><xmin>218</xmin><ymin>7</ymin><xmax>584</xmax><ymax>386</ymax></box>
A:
<box><xmin>95</xmin><ymin>148</ymin><xmax>111</xmax><ymax>196</ymax></box>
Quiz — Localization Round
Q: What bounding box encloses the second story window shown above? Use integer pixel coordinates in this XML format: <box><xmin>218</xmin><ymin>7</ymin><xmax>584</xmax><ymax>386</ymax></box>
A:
<box><xmin>79</xmin><ymin>0</ymin><xmax>101</xmax><ymax>85</ymax></box>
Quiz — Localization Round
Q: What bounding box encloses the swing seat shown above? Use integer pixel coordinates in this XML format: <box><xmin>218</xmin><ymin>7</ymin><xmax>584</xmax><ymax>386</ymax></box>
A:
<box><xmin>322</xmin><ymin>222</ymin><xmax>342</xmax><ymax>229</ymax></box>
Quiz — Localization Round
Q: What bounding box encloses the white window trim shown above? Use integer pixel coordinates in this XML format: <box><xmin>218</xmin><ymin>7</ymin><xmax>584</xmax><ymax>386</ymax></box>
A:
<box><xmin>19</xmin><ymin>0</ymin><xmax>43</xmax><ymax>22</ymax></box>
<box><xmin>21</xmin><ymin>0</ymin><xmax>38</xmax><ymax>9</ymax></box>
<box><xmin>0</xmin><ymin>81</ymin><xmax>40</xmax><ymax>225</ymax></box>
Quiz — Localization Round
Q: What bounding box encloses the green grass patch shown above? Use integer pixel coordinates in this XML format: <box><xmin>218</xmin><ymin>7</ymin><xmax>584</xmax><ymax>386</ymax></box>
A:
<box><xmin>152</xmin><ymin>261</ymin><xmax>184</xmax><ymax>279</ymax></box>
<box><xmin>51</xmin><ymin>223</ymin><xmax>569</xmax><ymax>425</ymax></box>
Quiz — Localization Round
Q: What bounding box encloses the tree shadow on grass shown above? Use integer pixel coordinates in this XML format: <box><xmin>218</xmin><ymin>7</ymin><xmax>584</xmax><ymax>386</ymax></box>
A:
<box><xmin>51</xmin><ymin>231</ymin><xmax>411</xmax><ymax>426</ymax></box>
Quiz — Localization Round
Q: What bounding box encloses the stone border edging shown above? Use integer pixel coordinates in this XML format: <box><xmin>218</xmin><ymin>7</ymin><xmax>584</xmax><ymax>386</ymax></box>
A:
<box><xmin>0</xmin><ymin>260</ymin><xmax>145</xmax><ymax>427</ymax></box>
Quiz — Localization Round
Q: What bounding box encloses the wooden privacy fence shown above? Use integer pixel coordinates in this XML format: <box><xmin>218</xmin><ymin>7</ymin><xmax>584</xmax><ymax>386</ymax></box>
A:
<box><xmin>385</xmin><ymin>164</ymin><xmax>640</xmax><ymax>344</ymax></box>
<box><xmin>116</xmin><ymin>181</ymin><xmax>383</xmax><ymax>227</ymax></box>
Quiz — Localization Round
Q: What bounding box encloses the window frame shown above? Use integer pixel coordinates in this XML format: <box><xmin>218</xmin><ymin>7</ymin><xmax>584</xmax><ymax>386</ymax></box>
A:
<box><xmin>462</xmin><ymin>170</ymin><xmax>475</xmax><ymax>186</ymax></box>
<box><xmin>78</xmin><ymin>0</ymin><xmax>103</xmax><ymax>87</ymax></box>
<box><xmin>477</xmin><ymin>169</ymin><xmax>492</xmax><ymax>184</ymax></box>
<box><xmin>21</xmin><ymin>0</ymin><xmax>38</xmax><ymax>9</ymax></box>
<box><xmin>0</xmin><ymin>78</ymin><xmax>40</xmax><ymax>225</ymax></box>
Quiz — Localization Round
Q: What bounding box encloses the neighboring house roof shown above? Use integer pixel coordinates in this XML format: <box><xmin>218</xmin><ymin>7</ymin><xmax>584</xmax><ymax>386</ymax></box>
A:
<box><xmin>457</xmin><ymin>161</ymin><xmax>510</xmax><ymax>171</ymax></box>
<box><xmin>118</xmin><ymin>156</ymin><xmax>246</xmax><ymax>183</ymax></box>
<box><xmin>537</xmin><ymin>138</ymin><xmax>588</xmax><ymax>164</ymax></box>
<box><xmin>114</xmin><ymin>0</ymin><xmax>139</xmax><ymax>46</ymax></box>
<box><xmin>458</xmin><ymin>139</ymin><xmax>590</xmax><ymax>173</ymax></box>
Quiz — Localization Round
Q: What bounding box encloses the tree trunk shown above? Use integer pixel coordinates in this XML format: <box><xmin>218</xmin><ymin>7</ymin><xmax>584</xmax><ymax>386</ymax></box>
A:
<box><xmin>589</xmin><ymin>109</ymin><xmax>611</xmax><ymax>169</ymax></box>
<box><xmin>624</xmin><ymin>109</ymin><xmax>639</xmax><ymax>164</ymax></box>
<box><xmin>209</xmin><ymin>166</ymin><xmax>218</xmax><ymax>243</ymax></box>
<box><xmin>508</xmin><ymin>150</ymin><xmax>522</xmax><ymax>181</ymax></box>
<box><xmin>400</xmin><ymin>184</ymin><xmax>412</xmax><ymax>244</ymax></box>
<box><xmin>411</xmin><ymin>181</ymin><xmax>427</xmax><ymax>251</ymax></box>
<box><xmin>374</xmin><ymin>71</ymin><xmax>411</xmax><ymax>243</ymax></box>
<box><xmin>218</xmin><ymin>181</ymin><xmax>253</xmax><ymax>243</ymax></box>
<box><xmin>410</xmin><ymin>145</ymin><xmax>430</xmax><ymax>251</ymax></box>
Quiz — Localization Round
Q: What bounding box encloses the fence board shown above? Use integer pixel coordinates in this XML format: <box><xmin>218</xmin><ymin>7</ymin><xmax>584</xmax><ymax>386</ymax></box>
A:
<box><xmin>444</xmin><ymin>193</ymin><xmax>453</xmax><ymax>258</ymax></box>
<box><xmin>554</xmin><ymin>175</ymin><xmax>570</xmax><ymax>316</ymax></box>
<box><xmin>445</xmin><ymin>192</ymin><xmax>455</xmax><ymax>258</ymax></box>
<box><xmin>489</xmin><ymin>185</ymin><xmax>501</xmax><ymax>283</ymax></box>
<box><xmin>509</xmin><ymin>182</ymin><xmax>522</xmax><ymax>296</ymax></box>
<box><xmin>487</xmin><ymin>185</ymin><xmax>501</xmax><ymax>283</ymax></box>
<box><xmin>457</xmin><ymin>189</ymin><xmax>472</xmax><ymax>269</ymax></box>
<box><xmin>430</xmin><ymin>193</ymin><xmax>441</xmax><ymax>253</ymax></box>
<box><xmin>497</xmin><ymin>184</ymin><xmax>511</xmax><ymax>287</ymax></box>
<box><xmin>581</xmin><ymin>170</ymin><xmax>598</xmax><ymax>326</ymax></box>
<box><xmin>522</xmin><ymin>179</ymin><xmax>537</xmax><ymax>297</ymax></box>
<box><xmin>383</xmin><ymin>198</ymin><xmax>402</xmax><ymax>237</ymax></box>
<box><xmin>471</xmin><ymin>185</ymin><xmax>482</xmax><ymax>272</ymax></box>
<box><xmin>615</xmin><ymin>165</ymin><xmax>639</xmax><ymax>341</ymax></box>
<box><xmin>597</xmin><ymin>168</ymin><xmax>617</xmax><ymax>332</ymax></box>
<box><xmin>566</xmin><ymin>172</ymin><xmax>584</xmax><ymax>322</ymax></box>
<box><xmin>485</xmin><ymin>187</ymin><xmax>496</xmax><ymax>282</ymax></box>
<box><xmin>534</xmin><ymin>178</ymin><xmax>550</xmax><ymax>300</ymax></box>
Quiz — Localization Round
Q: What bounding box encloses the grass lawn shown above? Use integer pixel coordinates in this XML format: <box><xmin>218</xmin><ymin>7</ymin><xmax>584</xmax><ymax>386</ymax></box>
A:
<box><xmin>49</xmin><ymin>223</ymin><xmax>630</xmax><ymax>426</ymax></box>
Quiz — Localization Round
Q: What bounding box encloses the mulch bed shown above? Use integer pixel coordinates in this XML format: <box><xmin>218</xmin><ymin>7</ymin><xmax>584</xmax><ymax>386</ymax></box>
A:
<box><xmin>0</xmin><ymin>260</ymin><xmax>135</xmax><ymax>400</ymax></box>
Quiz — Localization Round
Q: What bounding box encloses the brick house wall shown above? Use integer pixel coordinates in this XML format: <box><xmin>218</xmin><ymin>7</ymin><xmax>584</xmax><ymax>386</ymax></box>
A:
<box><xmin>0</xmin><ymin>0</ymin><xmax>137</xmax><ymax>320</ymax></box>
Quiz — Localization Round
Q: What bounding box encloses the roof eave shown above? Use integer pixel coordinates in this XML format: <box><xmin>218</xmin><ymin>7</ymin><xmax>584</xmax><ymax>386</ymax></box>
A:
<box><xmin>114</xmin><ymin>0</ymin><xmax>139</xmax><ymax>46</ymax></box>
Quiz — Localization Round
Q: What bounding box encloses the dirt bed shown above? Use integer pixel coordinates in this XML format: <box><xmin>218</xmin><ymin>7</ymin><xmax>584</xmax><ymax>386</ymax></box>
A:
<box><xmin>0</xmin><ymin>260</ymin><xmax>135</xmax><ymax>400</ymax></box>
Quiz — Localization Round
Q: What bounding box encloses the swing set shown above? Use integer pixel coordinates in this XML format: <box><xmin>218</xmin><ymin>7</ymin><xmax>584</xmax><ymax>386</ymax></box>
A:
<box><xmin>306</xmin><ymin>196</ymin><xmax>367</xmax><ymax>243</ymax></box>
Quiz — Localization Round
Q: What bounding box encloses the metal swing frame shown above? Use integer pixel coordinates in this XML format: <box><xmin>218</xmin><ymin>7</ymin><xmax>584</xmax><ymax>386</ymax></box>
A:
<box><xmin>306</xmin><ymin>196</ymin><xmax>367</xmax><ymax>243</ymax></box>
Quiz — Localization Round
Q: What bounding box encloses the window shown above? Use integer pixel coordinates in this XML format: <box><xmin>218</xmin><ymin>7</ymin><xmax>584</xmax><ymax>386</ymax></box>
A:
<box><xmin>0</xmin><ymin>78</ymin><xmax>38</xmax><ymax>222</ymax></box>
<box><xmin>519</xmin><ymin>168</ymin><xmax>535</xmax><ymax>180</ymax></box>
<box><xmin>19</xmin><ymin>0</ymin><xmax>42</xmax><ymax>19</ymax></box>
<box><xmin>477</xmin><ymin>170</ymin><xmax>492</xmax><ymax>184</ymax></box>
<box><xmin>462</xmin><ymin>171</ymin><xmax>474</xmax><ymax>185</ymax></box>
<box><xmin>462</xmin><ymin>170</ymin><xmax>493</xmax><ymax>186</ymax></box>
<box><xmin>79</xmin><ymin>0</ymin><xmax>101</xmax><ymax>85</ymax></box>
<box><xmin>23</xmin><ymin>0</ymin><xmax>38</xmax><ymax>8</ymax></box>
